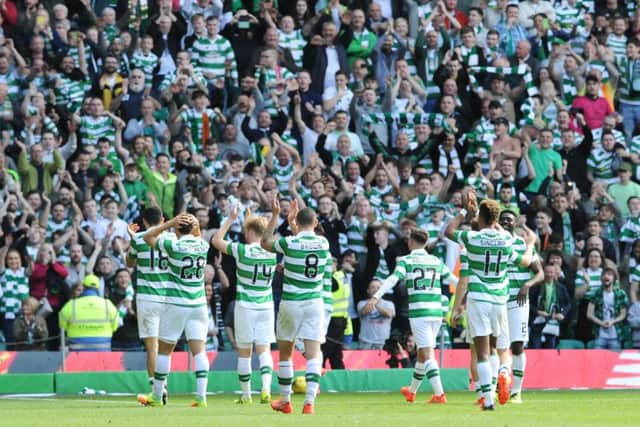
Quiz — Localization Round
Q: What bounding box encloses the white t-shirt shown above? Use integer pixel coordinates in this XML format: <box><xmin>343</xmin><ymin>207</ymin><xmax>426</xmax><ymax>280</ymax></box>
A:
<box><xmin>323</xmin><ymin>46</ymin><xmax>340</xmax><ymax>92</ymax></box>
<box><xmin>322</xmin><ymin>86</ymin><xmax>354</xmax><ymax>119</ymax></box>
<box><xmin>357</xmin><ymin>299</ymin><xmax>395</xmax><ymax>345</ymax></box>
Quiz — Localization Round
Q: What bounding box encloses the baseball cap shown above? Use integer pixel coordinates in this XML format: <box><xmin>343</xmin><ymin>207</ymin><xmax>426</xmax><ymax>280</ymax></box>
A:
<box><xmin>82</xmin><ymin>274</ymin><xmax>100</xmax><ymax>289</ymax></box>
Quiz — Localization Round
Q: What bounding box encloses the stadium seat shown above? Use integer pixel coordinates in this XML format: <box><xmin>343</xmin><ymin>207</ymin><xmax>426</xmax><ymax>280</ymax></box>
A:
<box><xmin>586</xmin><ymin>340</ymin><xmax>596</xmax><ymax>349</ymax></box>
<box><xmin>557</xmin><ymin>339</ymin><xmax>585</xmax><ymax>349</ymax></box>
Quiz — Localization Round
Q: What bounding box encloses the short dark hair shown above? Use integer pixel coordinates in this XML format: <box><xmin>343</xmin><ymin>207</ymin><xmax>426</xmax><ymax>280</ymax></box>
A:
<box><xmin>156</xmin><ymin>152</ymin><xmax>170</xmax><ymax>162</ymax></box>
<box><xmin>177</xmin><ymin>221</ymin><xmax>194</xmax><ymax>235</ymax></box>
<box><xmin>143</xmin><ymin>206</ymin><xmax>163</xmax><ymax>226</ymax></box>
<box><xmin>499</xmin><ymin>209</ymin><xmax>518</xmax><ymax>219</ymax></box>
<box><xmin>296</xmin><ymin>207</ymin><xmax>317</xmax><ymax>227</ymax></box>
<box><xmin>586</xmin><ymin>74</ymin><xmax>600</xmax><ymax>84</ymax></box>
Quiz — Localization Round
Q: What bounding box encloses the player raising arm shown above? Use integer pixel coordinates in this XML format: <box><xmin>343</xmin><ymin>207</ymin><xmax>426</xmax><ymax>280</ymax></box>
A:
<box><xmin>127</xmin><ymin>206</ymin><xmax>172</xmax><ymax>404</ymax></box>
<box><xmin>261</xmin><ymin>195</ymin><xmax>332</xmax><ymax>415</ymax></box>
<box><xmin>366</xmin><ymin>228</ymin><xmax>455</xmax><ymax>404</ymax></box>
<box><xmin>138</xmin><ymin>213</ymin><xmax>211</xmax><ymax>408</ymax></box>
<box><xmin>446</xmin><ymin>192</ymin><xmax>535</xmax><ymax>411</ymax></box>
<box><xmin>498</xmin><ymin>210</ymin><xmax>543</xmax><ymax>404</ymax></box>
<box><xmin>211</xmin><ymin>205</ymin><xmax>277</xmax><ymax>404</ymax></box>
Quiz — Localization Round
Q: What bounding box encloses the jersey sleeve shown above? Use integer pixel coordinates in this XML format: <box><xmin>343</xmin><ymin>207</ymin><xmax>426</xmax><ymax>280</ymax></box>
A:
<box><xmin>156</xmin><ymin>234</ymin><xmax>175</xmax><ymax>256</ymax></box>
<box><xmin>128</xmin><ymin>235</ymin><xmax>139</xmax><ymax>255</ymax></box>
<box><xmin>452</xmin><ymin>230</ymin><xmax>468</xmax><ymax>245</ymax></box>
<box><xmin>226</xmin><ymin>242</ymin><xmax>237</xmax><ymax>257</ymax></box>
<box><xmin>392</xmin><ymin>257</ymin><xmax>408</xmax><ymax>281</ymax></box>
<box><xmin>509</xmin><ymin>237</ymin><xmax>525</xmax><ymax>266</ymax></box>
<box><xmin>273</xmin><ymin>236</ymin><xmax>287</xmax><ymax>254</ymax></box>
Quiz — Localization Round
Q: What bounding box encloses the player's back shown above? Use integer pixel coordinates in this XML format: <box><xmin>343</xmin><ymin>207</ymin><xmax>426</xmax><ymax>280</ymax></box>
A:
<box><xmin>230</xmin><ymin>241</ymin><xmax>277</xmax><ymax>309</ymax></box>
<box><xmin>457</xmin><ymin>228</ymin><xmax>516</xmax><ymax>304</ymax></box>
<box><xmin>275</xmin><ymin>231</ymin><xmax>330</xmax><ymax>302</ymax></box>
<box><xmin>158</xmin><ymin>234</ymin><xmax>209</xmax><ymax>307</ymax></box>
<box><xmin>398</xmin><ymin>249</ymin><xmax>449</xmax><ymax>320</ymax></box>
<box><xmin>130</xmin><ymin>231</ymin><xmax>175</xmax><ymax>303</ymax></box>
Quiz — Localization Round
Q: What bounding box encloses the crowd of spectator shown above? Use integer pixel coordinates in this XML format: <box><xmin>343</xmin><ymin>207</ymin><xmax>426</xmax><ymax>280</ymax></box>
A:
<box><xmin>1</xmin><ymin>0</ymin><xmax>640</xmax><ymax>356</ymax></box>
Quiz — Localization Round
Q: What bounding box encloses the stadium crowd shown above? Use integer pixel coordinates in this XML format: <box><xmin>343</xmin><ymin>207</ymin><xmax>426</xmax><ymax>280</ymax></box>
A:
<box><xmin>1</xmin><ymin>0</ymin><xmax>640</xmax><ymax>359</ymax></box>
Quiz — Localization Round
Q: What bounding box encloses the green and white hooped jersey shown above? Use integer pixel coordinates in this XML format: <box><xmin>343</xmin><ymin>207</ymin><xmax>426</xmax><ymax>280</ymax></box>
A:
<box><xmin>129</xmin><ymin>231</ymin><xmax>176</xmax><ymax>303</ymax></box>
<box><xmin>322</xmin><ymin>261</ymin><xmax>334</xmax><ymax>313</ymax></box>
<box><xmin>131</xmin><ymin>50</ymin><xmax>159</xmax><ymax>87</ymax></box>
<box><xmin>155</xmin><ymin>234</ymin><xmax>210</xmax><ymax>307</ymax></box>
<box><xmin>227</xmin><ymin>242</ymin><xmax>277</xmax><ymax>310</ymax></box>
<box><xmin>80</xmin><ymin>115</ymin><xmax>115</xmax><ymax>146</ymax></box>
<box><xmin>453</xmin><ymin>229</ymin><xmax>522</xmax><ymax>305</ymax></box>
<box><xmin>346</xmin><ymin>216</ymin><xmax>368</xmax><ymax>254</ymax></box>
<box><xmin>0</xmin><ymin>267</ymin><xmax>29</xmax><ymax>319</ymax></box>
<box><xmin>272</xmin><ymin>231</ymin><xmax>331</xmax><ymax>302</ymax></box>
<box><xmin>190</xmin><ymin>35</ymin><xmax>237</xmax><ymax>83</ymax></box>
<box><xmin>278</xmin><ymin>29</ymin><xmax>306</xmax><ymax>69</ymax></box>
<box><xmin>575</xmin><ymin>267</ymin><xmax>602</xmax><ymax>299</ymax></box>
<box><xmin>381</xmin><ymin>248</ymin><xmax>451</xmax><ymax>320</ymax></box>
<box><xmin>507</xmin><ymin>235</ymin><xmax>537</xmax><ymax>309</ymax></box>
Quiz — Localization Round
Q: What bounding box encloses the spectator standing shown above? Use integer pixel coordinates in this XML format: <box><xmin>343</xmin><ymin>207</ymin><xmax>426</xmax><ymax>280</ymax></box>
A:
<box><xmin>58</xmin><ymin>274</ymin><xmax>119</xmax><ymax>352</ymax></box>
<box><xmin>587</xmin><ymin>267</ymin><xmax>630</xmax><ymax>350</ymax></box>
<box><xmin>13</xmin><ymin>297</ymin><xmax>49</xmax><ymax>351</ymax></box>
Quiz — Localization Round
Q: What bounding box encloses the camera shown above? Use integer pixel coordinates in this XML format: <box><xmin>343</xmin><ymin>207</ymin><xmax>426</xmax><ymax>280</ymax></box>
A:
<box><xmin>238</xmin><ymin>15</ymin><xmax>250</xmax><ymax>29</ymax></box>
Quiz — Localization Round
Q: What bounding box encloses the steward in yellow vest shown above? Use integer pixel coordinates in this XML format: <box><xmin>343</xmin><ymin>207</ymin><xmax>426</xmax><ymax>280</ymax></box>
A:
<box><xmin>59</xmin><ymin>275</ymin><xmax>119</xmax><ymax>352</ymax></box>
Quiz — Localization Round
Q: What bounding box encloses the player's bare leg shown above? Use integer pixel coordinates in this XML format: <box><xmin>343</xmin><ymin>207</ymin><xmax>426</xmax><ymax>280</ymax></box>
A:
<box><xmin>469</xmin><ymin>343</ymin><xmax>482</xmax><ymax>404</ymax></box>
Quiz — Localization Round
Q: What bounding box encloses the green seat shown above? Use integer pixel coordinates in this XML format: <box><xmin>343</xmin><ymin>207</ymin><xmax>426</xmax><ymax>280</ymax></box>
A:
<box><xmin>587</xmin><ymin>340</ymin><xmax>596</xmax><ymax>349</ymax></box>
<box><xmin>557</xmin><ymin>339</ymin><xmax>585</xmax><ymax>349</ymax></box>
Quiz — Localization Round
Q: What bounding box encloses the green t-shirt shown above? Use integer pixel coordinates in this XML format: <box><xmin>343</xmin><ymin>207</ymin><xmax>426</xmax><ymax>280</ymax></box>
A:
<box><xmin>526</xmin><ymin>145</ymin><xmax>563</xmax><ymax>193</ymax></box>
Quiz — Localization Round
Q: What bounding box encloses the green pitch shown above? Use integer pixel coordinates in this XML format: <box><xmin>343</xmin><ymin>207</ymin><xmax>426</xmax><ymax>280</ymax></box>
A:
<box><xmin>0</xmin><ymin>391</ymin><xmax>636</xmax><ymax>427</ymax></box>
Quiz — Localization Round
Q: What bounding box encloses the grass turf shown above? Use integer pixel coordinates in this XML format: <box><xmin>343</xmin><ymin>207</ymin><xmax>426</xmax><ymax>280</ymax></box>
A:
<box><xmin>0</xmin><ymin>391</ymin><xmax>636</xmax><ymax>427</ymax></box>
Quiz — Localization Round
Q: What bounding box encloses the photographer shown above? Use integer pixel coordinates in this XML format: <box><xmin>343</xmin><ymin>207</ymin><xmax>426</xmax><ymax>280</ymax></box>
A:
<box><xmin>384</xmin><ymin>332</ymin><xmax>417</xmax><ymax>369</ymax></box>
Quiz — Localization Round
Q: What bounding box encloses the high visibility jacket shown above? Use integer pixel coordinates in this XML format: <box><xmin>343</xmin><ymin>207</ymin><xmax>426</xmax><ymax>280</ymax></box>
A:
<box><xmin>59</xmin><ymin>295</ymin><xmax>119</xmax><ymax>352</ymax></box>
<box><xmin>331</xmin><ymin>271</ymin><xmax>349</xmax><ymax>318</ymax></box>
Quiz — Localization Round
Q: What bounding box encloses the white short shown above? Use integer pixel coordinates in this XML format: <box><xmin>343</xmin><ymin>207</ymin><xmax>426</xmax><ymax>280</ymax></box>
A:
<box><xmin>276</xmin><ymin>299</ymin><xmax>325</xmax><ymax>343</ymax></box>
<box><xmin>158</xmin><ymin>304</ymin><xmax>208</xmax><ymax>343</ymax></box>
<box><xmin>136</xmin><ymin>299</ymin><xmax>164</xmax><ymax>339</ymax></box>
<box><xmin>467</xmin><ymin>299</ymin><xmax>509</xmax><ymax>350</ymax></box>
<box><xmin>323</xmin><ymin>309</ymin><xmax>332</xmax><ymax>335</ymax></box>
<box><xmin>508</xmin><ymin>304</ymin><xmax>530</xmax><ymax>344</ymax></box>
<box><xmin>410</xmin><ymin>318</ymin><xmax>442</xmax><ymax>349</ymax></box>
<box><xmin>234</xmin><ymin>305</ymin><xmax>276</xmax><ymax>348</ymax></box>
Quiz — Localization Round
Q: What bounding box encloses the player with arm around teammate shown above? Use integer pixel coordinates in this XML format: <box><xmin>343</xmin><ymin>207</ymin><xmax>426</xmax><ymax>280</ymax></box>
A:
<box><xmin>447</xmin><ymin>192</ymin><xmax>536</xmax><ymax>411</ymax></box>
<box><xmin>498</xmin><ymin>210</ymin><xmax>544</xmax><ymax>404</ymax></box>
<box><xmin>261</xmin><ymin>196</ymin><xmax>332</xmax><ymax>415</ymax></box>
<box><xmin>138</xmin><ymin>213</ymin><xmax>211</xmax><ymax>408</ymax></box>
<box><xmin>127</xmin><ymin>206</ymin><xmax>172</xmax><ymax>404</ymax></box>
<box><xmin>211</xmin><ymin>205</ymin><xmax>277</xmax><ymax>404</ymax></box>
<box><xmin>365</xmin><ymin>228</ymin><xmax>453</xmax><ymax>404</ymax></box>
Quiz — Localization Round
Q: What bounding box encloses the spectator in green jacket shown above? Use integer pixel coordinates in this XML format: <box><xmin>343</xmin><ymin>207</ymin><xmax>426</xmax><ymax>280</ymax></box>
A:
<box><xmin>16</xmin><ymin>140</ymin><xmax>64</xmax><ymax>195</ymax></box>
<box><xmin>136</xmin><ymin>150</ymin><xmax>177</xmax><ymax>219</ymax></box>
<box><xmin>587</xmin><ymin>267</ymin><xmax>631</xmax><ymax>350</ymax></box>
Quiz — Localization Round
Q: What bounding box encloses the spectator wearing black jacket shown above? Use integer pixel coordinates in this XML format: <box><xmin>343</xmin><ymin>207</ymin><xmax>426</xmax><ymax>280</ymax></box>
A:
<box><xmin>529</xmin><ymin>263</ymin><xmax>572</xmax><ymax>349</ymax></box>
<box><xmin>241</xmin><ymin>101</ymin><xmax>288</xmax><ymax>144</ymax></box>
<box><xmin>558</xmin><ymin>112</ymin><xmax>593</xmax><ymax>196</ymax></box>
